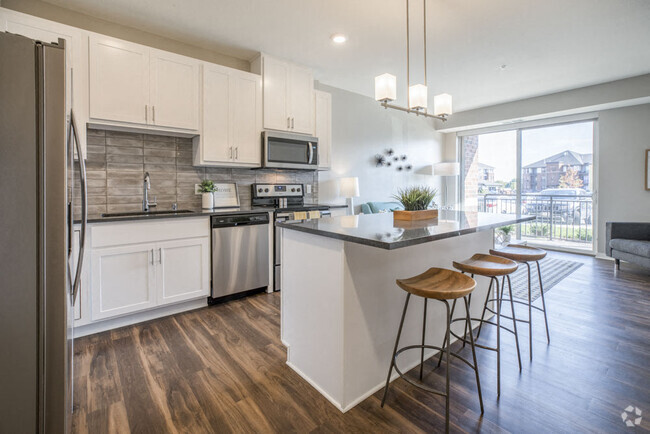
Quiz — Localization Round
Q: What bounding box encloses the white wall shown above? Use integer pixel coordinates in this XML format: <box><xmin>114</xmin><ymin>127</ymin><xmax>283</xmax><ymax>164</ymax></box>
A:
<box><xmin>596</xmin><ymin>104</ymin><xmax>650</xmax><ymax>254</ymax></box>
<box><xmin>316</xmin><ymin>84</ymin><xmax>446</xmax><ymax>212</ymax></box>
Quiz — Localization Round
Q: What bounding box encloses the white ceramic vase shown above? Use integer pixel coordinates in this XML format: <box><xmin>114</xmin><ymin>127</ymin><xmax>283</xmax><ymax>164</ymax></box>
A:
<box><xmin>202</xmin><ymin>192</ymin><xmax>214</xmax><ymax>209</ymax></box>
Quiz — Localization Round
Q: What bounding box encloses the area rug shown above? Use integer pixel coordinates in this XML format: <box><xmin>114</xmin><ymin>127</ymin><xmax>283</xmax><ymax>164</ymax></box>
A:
<box><xmin>505</xmin><ymin>257</ymin><xmax>583</xmax><ymax>302</ymax></box>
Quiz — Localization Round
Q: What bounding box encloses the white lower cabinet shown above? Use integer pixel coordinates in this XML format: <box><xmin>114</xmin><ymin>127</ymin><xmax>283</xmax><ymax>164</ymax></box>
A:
<box><xmin>156</xmin><ymin>237</ymin><xmax>210</xmax><ymax>305</ymax></box>
<box><xmin>87</xmin><ymin>218</ymin><xmax>211</xmax><ymax>324</ymax></box>
<box><xmin>91</xmin><ymin>243</ymin><xmax>157</xmax><ymax>320</ymax></box>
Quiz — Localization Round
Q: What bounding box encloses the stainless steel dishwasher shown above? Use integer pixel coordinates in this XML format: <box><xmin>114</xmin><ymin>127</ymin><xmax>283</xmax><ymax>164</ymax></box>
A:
<box><xmin>209</xmin><ymin>213</ymin><xmax>270</xmax><ymax>304</ymax></box>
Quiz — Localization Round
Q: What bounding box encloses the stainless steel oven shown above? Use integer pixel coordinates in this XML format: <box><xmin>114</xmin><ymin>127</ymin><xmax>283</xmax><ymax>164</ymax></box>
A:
<box><xmin>262</xmin><ymin>131</ymin><xmax>318</xmax><ymax>170</ymax></box>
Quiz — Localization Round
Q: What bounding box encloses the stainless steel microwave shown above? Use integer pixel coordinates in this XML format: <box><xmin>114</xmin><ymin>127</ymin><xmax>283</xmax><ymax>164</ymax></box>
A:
<box><xmin>262</xmin><ymin>131</ymin><xmax>318</xmax><ymax>170</ymax></box>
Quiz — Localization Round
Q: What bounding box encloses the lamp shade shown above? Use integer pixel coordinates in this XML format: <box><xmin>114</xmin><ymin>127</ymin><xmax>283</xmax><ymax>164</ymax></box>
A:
<box><xmin>433</xmin><ymin>162</ymin><xmax>460</xmax><ymax>176</ymax></box>
<box><xmin>375</xmin><ymin>74</ymin><xmax>397</xmax><ymax>102</ymax></box>
<box><xmin>433</xmin><ymin>93</ymin><xmax>453</xmax><ymax>116</ymax></box>
<box><xmin>340</xmin><ymin>177</ymin><xmax>360</xmax><ymax>198</ymax></box>
<box><xmin>409</xmin><ymin>84</ymin><xmax>428</xmax><ymax>110</ymax></box>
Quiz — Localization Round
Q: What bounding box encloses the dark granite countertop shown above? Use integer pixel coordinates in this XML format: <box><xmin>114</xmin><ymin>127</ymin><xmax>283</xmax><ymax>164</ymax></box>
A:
<box><xmin>82</xmin><ymin>203</ymin><xmax>347</xmax><ymax>224</ymax></box>
<box><xmin>276</xmin><ymin>211</ymin><xmax>536</xmax><ymax>250</ymax></box>
<box><xmin>84</xmin><ymin>206</ymin><xmax>273</xmax><ymax>224</ymax></box>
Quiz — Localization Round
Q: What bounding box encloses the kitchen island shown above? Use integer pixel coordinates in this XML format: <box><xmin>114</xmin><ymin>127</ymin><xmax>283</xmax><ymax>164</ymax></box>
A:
<box><xmin>277</xmin><ymin>211</ymin><xmax>534</xmax><ymax>412</ymax></box>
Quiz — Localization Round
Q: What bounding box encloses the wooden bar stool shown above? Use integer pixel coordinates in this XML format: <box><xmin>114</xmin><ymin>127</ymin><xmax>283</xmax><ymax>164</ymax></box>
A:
<box><xmin>381</xmin><ymin>268</ymin><xmax>484</xmax><ymax>433</ymax></box>
<box><xmin>489</xmin><ymin>244</ymin><xmax>549</xmax><ymax>360</ymax></box>
<box><xmin>439</xmin><ymin>254</ymin><xmax>521</xmax><ymax>396</ymax></box>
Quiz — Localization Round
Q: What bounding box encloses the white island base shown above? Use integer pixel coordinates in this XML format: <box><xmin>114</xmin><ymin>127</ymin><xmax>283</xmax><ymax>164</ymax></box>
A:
<box><xmin>281</xmin><ymin>228</ymin><xmax>494</xmax><ymax>412</ymax></box>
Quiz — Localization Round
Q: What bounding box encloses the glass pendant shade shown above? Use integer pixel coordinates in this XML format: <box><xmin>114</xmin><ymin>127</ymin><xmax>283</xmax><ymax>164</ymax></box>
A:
<box><xmin>433</xmin><ymin>93</ymin><xmax>453</xmax><ymax>116</ymax></box>
<box><xmin>409</xmin><ymin>84</ymin><xmax>428</xmax><ymax>110</ymax></box>
<box><xmin>374</xmin><ymin>74</ymin><xmax>397</xmax><ymax>102</ymax></box>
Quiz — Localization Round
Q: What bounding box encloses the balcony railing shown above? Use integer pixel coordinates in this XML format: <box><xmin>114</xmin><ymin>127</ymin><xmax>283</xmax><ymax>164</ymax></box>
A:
<box><xmin>478</xmin><ymin>193</ymin><xmax>593</xmax><ymax>246</ymax></box>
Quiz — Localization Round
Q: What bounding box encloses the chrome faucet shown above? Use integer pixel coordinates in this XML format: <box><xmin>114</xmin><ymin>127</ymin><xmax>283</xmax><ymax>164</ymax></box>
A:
<box><xmin>143</xmin><ymin>172</ymin><xmax>157</xmax><ymax>211</ymax></box>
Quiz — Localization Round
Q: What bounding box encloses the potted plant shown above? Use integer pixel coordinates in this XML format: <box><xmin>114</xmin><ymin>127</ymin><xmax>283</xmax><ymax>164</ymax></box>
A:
<box><xmin>497</xmin><ymin>225</ymin><xmax>515</xmax><ymax>245</ymax></box>
<box><xmin>199</xmin><ymin>179</ymin><xmax>215</xmax><ymax>209</ymax></box>
<box><xmin>392</xmin><ymin>186</ymin><xmax>439</xmax><ymax>221</ymax></box>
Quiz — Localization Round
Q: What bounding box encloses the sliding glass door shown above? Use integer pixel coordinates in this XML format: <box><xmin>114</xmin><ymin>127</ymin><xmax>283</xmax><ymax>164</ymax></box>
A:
<box><xmin>461</xmin><ymin>119</ymin><xmax>595</xmax><ymax>252</ymax></box>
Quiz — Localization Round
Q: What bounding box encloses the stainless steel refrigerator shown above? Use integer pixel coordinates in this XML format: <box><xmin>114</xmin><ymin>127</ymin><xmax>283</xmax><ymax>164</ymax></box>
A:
<box><xmin>0</xmin><ymin>31</ymin><xmax>87</xmax><ymax>433</ymax></box>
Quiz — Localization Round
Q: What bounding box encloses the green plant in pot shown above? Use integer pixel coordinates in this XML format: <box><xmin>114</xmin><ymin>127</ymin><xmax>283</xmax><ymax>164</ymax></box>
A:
<box><xmin>199</xmin><ymin>179</ymin><xmax>215</xmax><ymax>209</ymax></box>
<box><xmin>391</xmin><ymin>186</ymin><xmax>439</xmax><ymax>221</ymax></box>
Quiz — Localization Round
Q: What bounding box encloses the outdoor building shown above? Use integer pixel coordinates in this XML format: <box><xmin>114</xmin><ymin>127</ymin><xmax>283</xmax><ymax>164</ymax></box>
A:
<box><xmin>478</xmin><ymin>162</ymin><xmax>495</xmax><ymax>182</ymax></box>
<box><xmin>522</xmin><ymin>150</ymin><xmax>592</xmax><ymax>193</ymax></box>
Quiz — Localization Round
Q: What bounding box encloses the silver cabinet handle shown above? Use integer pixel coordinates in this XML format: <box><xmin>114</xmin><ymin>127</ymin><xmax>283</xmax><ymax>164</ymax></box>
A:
<box><xmin>291</xmin><ymin>117</ymin><xmax>294</xmax><ymax>129</ymax></box>
<box><xmin>150</xmin><ymin>249</ymin><xmax>154</xmax><ymax>265</ymax></box>
<box><xmin>159</xmin><ymin>248</ymin><xmax>162</xmax><ymax>264</ymax></box>
<box><xmin>229</xmin><ymin>146</ymin><xmax>233</xmax><ymax>159</ymax></box>
<box><xmin>152</xmin><ymin>105</ymin><xmax>155</xmax><ymax>123</ymax></box>
<box><xmin>235</xmin><ymin>147</ymin><xmax>239</xmax><ymax>160</ymax></box>
<box><xmin>145</xmin><ymin>105</ymin><xmax>148</xmax><ymax>123</ymax></box>
<box><xmin>287</xmin><ymin>116</ymin><xmax>291</xmax><ymax>129</ymax></box>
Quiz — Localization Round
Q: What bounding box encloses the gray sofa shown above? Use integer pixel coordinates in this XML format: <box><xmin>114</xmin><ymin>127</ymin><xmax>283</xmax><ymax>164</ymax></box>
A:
<box><xmin>606</xmin><ymin>222</ymin><xmax>650</xmax><ymax>270</ymax></box>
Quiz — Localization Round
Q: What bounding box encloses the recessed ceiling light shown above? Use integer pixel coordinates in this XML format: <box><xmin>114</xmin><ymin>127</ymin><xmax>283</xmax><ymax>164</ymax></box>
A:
<box><xmin>331</xmin><ymin>34</ymin><xmax>347</xmax><ymax>44</ymax></box>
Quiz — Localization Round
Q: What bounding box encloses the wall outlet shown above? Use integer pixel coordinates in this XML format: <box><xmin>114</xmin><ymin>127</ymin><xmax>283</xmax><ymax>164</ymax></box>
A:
<box><xmin>195</xmin><ymin>184</ymin><xmax>201</xmax><ymax>195</ymax></box>
<box><xmin>306</xmin><ymin>184</ymin><xmax>312</xmax><ymax>194</ymax></box>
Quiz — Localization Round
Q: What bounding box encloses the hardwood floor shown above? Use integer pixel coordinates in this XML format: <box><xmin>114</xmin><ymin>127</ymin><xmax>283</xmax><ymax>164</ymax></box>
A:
<box><xmin>72</xmin><ymin>254</ymin><xmax>650</xmax><ymax>433</ymax></box>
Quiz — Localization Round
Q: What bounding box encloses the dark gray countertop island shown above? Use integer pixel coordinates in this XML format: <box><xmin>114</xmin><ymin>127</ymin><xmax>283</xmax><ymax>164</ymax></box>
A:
<box><xmin>277</xmin><ymin>210</ymin><xmax>535</xmax><ymax>250</ymax></box>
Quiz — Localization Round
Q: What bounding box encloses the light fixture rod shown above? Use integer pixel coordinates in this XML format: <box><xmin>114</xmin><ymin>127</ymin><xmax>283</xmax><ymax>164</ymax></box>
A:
<box><xmin>380</xmin><ymin>101</ymin><xmax>448</xmax><ymax>121</ymax></box>
<box><xmin>406</xmin><ymin>0</ymin><xmax>410</xmax><ymax>109</ymax></box>
<box><xmin>423</xmin><ymin>0</ymin><xmax>427</xmax><ymax>114</ymax></box>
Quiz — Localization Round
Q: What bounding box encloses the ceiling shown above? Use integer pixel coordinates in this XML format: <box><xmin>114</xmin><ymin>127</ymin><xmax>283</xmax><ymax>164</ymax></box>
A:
<box><xmin>44</xmin><ymin>0</ymin><xmax>650</xmax><ymax>112</ymax></box>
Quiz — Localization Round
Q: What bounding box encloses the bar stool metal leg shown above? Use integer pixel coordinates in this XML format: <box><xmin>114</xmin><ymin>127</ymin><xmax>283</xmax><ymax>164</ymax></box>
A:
<box><xmin>420</xmin><ymin>298</ymin><xmax>428</xmax><ymax>381</ymax></box>
<box><xmin>463</xmin><ymin>295</ymin><xmax>484</xmax><ymax>414</ymax></box>
<box><xmin>443</xmin><ymin>300</ymin><xmax>451</xmax><ymax>434</ymax></box>
<box><xmin>525</xmin><ymin>262</ymin><xmax>533</xmax><ymax>360</ymax></box>
<box><xmin>494</xmin><ymin>277</ymin><xmax>501</xmax><ymax>396</ymax></box>
<box><xmin>505</xmin><ymin>274</ymin><xmax>522</xmax><ymax>371</ymax></box>
<box><xmin>436</xmin><ymin>299</ymin><xmax>457</xmax><ymax>368</ymax></box>
<box><xmin>381</xmin><ymin>293</ymin><xmax>411</xmax><ymax>407</ymax></box>
<box><xmin>536</xmin><ymin>260</ymin><xmax>551</xmax><ymax>344</ymax></box>
<box><xmin>475</xmin><ymin>277</ymin><xmax>494</xmax><ymax>340</ymax></box>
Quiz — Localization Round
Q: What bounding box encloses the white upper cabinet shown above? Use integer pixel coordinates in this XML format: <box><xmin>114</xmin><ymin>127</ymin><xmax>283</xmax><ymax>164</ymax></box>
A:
<box><xmin>89</xmin><ymin>35</ymin><xmax>200</xmax><ymax>132</ymax></box>
<box><xmin>314</xmin><ymin>90</ymin><xmax>332</xmax><ymax>170</ymax></box>
<box><xmin>290</xmin><ymin>64</ymin><xmax>316</xmax><ymax>134</ymax></box>
<box><xmin>1</xmin><ymin>8</ymin><xmax>89</xmax><ymax>158</ymax></box>
<box><xmin>149</xmin><ymin>49</ymin><xmax>200</xmax><ymax>130</ymax></box>
<box><xmin>231</xmin><ymin>72</ymin><xmax>262</xmax><ymax>164</ymax></box>
<box><xmin>194</xmin><ymin>63</ymin><xmax>262</xmax><ymax>167</ymax></box>
<box><xmin>89</xmin><ymin>36</ymin><xmax>149</xmax><ymax>125</ymax></box>
<box><xmin>200</xmin><ymin>65</ymin><xmax>231</xmax><ymax>163</ymax></box>
<box><xmin>252</xmin><ymin>54</ymin><xmax>314</xmax><ymax>135</ymax></box>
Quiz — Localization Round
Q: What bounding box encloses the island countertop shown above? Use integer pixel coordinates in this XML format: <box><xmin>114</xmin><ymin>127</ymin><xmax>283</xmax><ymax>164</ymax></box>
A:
<box><xmin>277</xmin><ymin>210</ymin><xmax>535</xmax><ymax>250</ymax></box>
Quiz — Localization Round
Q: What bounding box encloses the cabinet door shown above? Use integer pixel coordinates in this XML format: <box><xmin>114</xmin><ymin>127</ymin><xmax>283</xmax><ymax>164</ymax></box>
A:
<box><xmin>202</xmin><ymin>65</ymin><xmax>232</xmax><ymax>163</ymax></box>
<box><xmin>156</xmin><ymin>237</ymin><xmax>210</xmax><ymax>305</ymax></box>
<box><xmin>231</xmin><ymin>72</ymin><xmax>262</xmax><ymax>165</ymax></box>
<box><xmin>289</xmin><ymin>64</ymin><xmax>314</xmax><ymax>134</ymax></box>
<box><xmin>91</xmin><ymin>243</ymin><xmax>156</xmax><ymax>320</ymax></box>
<box><xmin>89</xmin><ymin>35</ymin><xmax>149</xmax><ymax>125</ymax></box>
<box><xmin>314</xmin><ymin>90</ymin><xmax>332</xmax><ymax>169</ymax></box>
<box><xmin>262</xmin><ymin>56</ymin><xmax>290</xmax><ymax>132</ymax></box>
<box><xmin>150</xmin><ymin>50</ymin><xmax>200</xmax><ymax>130</ymax></box>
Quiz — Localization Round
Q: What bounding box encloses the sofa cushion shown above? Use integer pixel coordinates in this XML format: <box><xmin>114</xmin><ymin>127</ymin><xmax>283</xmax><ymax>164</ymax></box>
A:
<box><xmin>609</xmin><ymin>239</ymin><xmax>650</xmax><ymax>257</ymax></box>
<box><xmin>368</xmin><ymin>201</ymin><xmax>404</xmax><ymax>213</ymax></box>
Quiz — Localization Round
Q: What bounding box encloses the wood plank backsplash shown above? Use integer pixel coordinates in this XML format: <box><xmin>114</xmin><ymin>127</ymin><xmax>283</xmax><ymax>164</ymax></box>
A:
<box><xmin>75</xmin><ymin>128</ymin><xmax>318</xmax><ymax>216</ymax></box>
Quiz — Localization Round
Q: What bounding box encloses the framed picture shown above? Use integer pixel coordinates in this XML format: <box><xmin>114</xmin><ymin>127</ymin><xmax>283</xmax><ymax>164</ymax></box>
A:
<box><xmin>647</xmin><ymin>149</ymin><xmax>650</xmax><ymax>191</ymax></box>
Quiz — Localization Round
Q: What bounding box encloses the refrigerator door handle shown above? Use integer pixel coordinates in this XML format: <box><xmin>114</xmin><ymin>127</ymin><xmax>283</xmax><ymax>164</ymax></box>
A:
<box><xmin>69</xmin><ymin>111</ymin><xmax>87</xmax><ymax>306</ymax></box>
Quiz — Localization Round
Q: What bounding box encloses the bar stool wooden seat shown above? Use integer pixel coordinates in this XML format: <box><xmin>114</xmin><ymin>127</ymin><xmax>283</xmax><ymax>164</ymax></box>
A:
<box><xmin>381</xmin><ymin>268</ymin><xmax>483</xmax><ymax>433</ymax></box>
<box><xmin>489</xmin><ymin>244</ymin><xmax>549</xmax><ymax>361</ymax></box>
<box><xmin>440</xmin><ymin>254</ymin><xmax>521</xmax><ymax>396</ymax></box>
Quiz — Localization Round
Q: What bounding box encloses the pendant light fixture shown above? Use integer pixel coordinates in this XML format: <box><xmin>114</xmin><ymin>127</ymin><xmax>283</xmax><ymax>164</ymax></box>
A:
<box><xmin>374</xmin><ymin>0</ymin><xmax>452</xmax><ymax>121</ymax></box>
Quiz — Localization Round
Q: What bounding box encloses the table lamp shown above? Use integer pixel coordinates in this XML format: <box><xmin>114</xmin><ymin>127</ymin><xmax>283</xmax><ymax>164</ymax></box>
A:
<box><xmin>434</xmin><ymin>162</ymin><xmax>460</xmax><ymax>209</ymax></box>
<box><xmin>340</xmin><ymin>177</ymin><xmax>360</xmax><ymax>215</ymax></box>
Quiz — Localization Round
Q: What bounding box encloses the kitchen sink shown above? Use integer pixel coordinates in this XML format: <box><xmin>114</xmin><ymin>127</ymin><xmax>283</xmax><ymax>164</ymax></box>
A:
<box><xmin>101</xmin><ymin>209</ymin><xmax>195</xmax><ymax>218</ymax></box>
